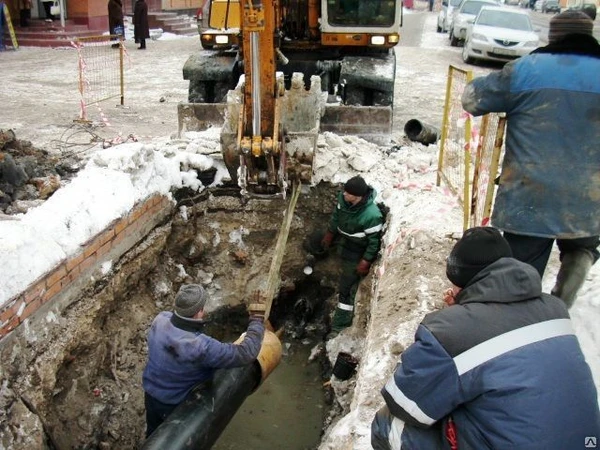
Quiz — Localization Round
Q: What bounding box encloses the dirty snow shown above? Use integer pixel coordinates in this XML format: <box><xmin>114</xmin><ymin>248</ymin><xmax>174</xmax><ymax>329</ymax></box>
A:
<box><xmin>0</xmin><ymin>7</ymin><xmax>598</xmax><ymax>450</ymax></box>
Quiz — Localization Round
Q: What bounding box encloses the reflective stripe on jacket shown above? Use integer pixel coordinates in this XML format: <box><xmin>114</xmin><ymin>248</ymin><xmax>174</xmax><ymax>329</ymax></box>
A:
<box><xmin>379</xmin><ymin>258</ymin><xmax>600</xmax><ymax>449</ymax></box>
<box><xmin>328</xmin><ymin>187</ymin><xmax>383</xmax><ymax>261</ymax></box>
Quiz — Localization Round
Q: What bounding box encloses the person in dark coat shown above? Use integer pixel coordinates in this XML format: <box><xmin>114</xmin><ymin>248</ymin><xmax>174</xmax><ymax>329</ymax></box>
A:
<box><xmin>461</xmin><ymin>11</ymin><xmax>600</xmax><ymax>309</ymax></box>
<box><xmin>142</xmin><ymin>284</ymin><xmax>266</xmax><ymax>437</ymax></box>
<box><xmin>108</xmin><ymin>0</ymin><xmax>124</xmax><ymax>48</ymax></box>
<box><xmin>19</xmin><ymin>0</ymin><xmax>32</xmax><ymax>27</ymax></box>
<box><xmin>134</xmin><ymin>0</ymin><xmax>150</xmax><ymax>50</ymax></box>
<box><xmin>41</xmin><ymin>0</ymin><xmax>55</xmax><ymax>21</ymax></box>
<box><xmin>371</xmin><ymin>227</ymin><xmax>600</xmax><ymax>450</ymax></box>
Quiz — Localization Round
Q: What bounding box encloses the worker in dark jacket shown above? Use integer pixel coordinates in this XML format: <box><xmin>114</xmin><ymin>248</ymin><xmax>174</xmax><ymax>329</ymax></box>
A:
<box><xmin>108</xmin><ymin>0</ymin><xmax>124</xmax><ymax>48</ymax></box>
<box><xmin>461</xmin><ymin>11</ymin><xmax>600</xmax><ymax>309</ymax></box>
<box><xmin>133</xmin><ymin>0</ymin><xmax>150</xmax><ymax>50</ymax></box>
<box><xmin>319</xmin><ymin>175</ymin><xmax>383</xmax><ymax>334</ymax></box>
<box><xmin>142</xmin><ymin>284</ymin><xmax>265</xmax><ymax>437</ymax></box>
<box><xmin>371</xmin><ymin>227</ymin><xmax>600</xmax><ymax>450</ymax></box>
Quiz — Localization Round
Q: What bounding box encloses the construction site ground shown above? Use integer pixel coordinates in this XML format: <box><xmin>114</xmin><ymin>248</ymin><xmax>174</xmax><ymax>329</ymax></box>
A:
<box><xmin>1</xmin><ymin>5</ymin><xmax>598</xmax><ymax>450</ymax></box>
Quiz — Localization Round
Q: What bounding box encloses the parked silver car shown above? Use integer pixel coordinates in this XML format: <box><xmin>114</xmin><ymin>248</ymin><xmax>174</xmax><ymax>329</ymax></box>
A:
<box><xmin>462</xmin><ymin>6</ymin><xmax>540</xmax><ymax>64</ymax></box>
<box><xmin>449</xmin><ymin>0</ymin><xmax>499</xmax><ymax>46</ymax></box>
<box><xmin>437</xmin><ymin>0</ymin><xmax>464</xmax><ymax>32</ymax></box>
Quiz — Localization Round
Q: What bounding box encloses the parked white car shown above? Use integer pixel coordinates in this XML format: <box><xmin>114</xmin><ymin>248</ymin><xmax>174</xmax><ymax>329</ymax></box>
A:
<box><xmin>462</xmin><ymin>6</ymin><xmax>540</xmax><ymax>64</ymax></box>
<box><xmin>449</xmin><ymin>0</ymin><xmax>499</xmax><ymax>46</ymax></box>
<box><xmin>437</xmin><ymin>0</ymin><xmax>464</xmax><ymax>32</ymax></box>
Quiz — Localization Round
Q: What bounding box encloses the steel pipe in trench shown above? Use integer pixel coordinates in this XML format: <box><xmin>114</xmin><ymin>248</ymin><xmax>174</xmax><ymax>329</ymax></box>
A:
<box><xmin>141</xmin><ymin>330</ymin><xmax>282</xmax><ymax>450</ymax></box>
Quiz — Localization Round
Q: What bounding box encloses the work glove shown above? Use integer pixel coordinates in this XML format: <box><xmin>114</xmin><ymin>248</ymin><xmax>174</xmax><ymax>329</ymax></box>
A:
<box><xmin>321</xmin><ymin>231</ymin><xmax>335</xmax><ymax>250</ymax></box>
<box><xmin>356</xmin><ymin>259</ymin><xmax>371</xmax><ymax>276</ymax></box>
<box><xmin>247</xmin><ymin>290</ymin><xmax>267</xmax><ymax>320</ymax></box>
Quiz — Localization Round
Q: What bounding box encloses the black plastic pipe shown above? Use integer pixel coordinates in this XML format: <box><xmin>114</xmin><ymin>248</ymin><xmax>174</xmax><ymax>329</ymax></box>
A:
<box><xmin>141</xmin><ymin>363</ymin><xmax>262</xmax><ymax>450</ymax></box>
<box><xmin>141</xmin><ymin>330</ymin><xmax>282</xmax><ymax>450</ymax></box>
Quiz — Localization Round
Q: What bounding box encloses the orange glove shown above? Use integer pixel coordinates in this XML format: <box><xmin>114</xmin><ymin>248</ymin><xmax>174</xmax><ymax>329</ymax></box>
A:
<box><xmin>356</xmin><ymin>259</ymin><xmax>371</xmax><ymax>276</ymax></box>
<box><xmin>321</xmin><ymin>231</ymin><xmax>335</xmax><ymax>250</ymax></box>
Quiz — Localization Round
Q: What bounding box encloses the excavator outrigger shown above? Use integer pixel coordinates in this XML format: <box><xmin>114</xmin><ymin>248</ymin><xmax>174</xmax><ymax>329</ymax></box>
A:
<box><xmin>178</xmin><ymin>0</ymin><xmax>403</xmax><ymax>195</ymax></box>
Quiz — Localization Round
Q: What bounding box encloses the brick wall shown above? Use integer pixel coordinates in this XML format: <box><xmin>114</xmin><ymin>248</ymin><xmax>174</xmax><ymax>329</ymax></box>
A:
<box><xmin>0</xmin><ymin>194</ymin><xmax>173</xmax><ymax>340</ymax></box>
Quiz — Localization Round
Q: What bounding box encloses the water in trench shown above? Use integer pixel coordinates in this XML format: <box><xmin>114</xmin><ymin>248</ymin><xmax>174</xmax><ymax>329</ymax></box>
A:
<box><xmin>213</xmin><ymin>338</ymin><xmax>326</xmax><ymax>449</ymax></box>
<box><xmin>212</xmin><ymin>279</ymin><xmax>335</xmax><ymax>449</ymax></box>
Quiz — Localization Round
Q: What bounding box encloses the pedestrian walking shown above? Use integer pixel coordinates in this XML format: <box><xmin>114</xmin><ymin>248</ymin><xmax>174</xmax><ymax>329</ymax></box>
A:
<box><xmin>19</xmin><ymin>0</ymin><xmax>32</xmax><ymax>27</ymax></box>
<box><xmin>108</xmin><ymin>0</ymin><xmax>124</xmax><ymax>48</ymax></box>
<box><xmin>461</xmin><ymin>10</ymin><xmax>600</xmax><ymax>308</ymax></box>
<box><xmin>134</xmin><ymin>0</ymin><xmax>150</xmax><ymax>50</ymax></box>
<box><xmin>371</xmin><ymin>227</ymin><xmax>600</xmax><ymax>450</ymax></box>
<box><xmin>41</xmin><ymin>0</ymin><xmax>55</xmax><ymax>21</ymax></box>
<box><xmin>142</xmin><ymin>284</ymin><xmax>266</xmax><ymax>437</ymax></box>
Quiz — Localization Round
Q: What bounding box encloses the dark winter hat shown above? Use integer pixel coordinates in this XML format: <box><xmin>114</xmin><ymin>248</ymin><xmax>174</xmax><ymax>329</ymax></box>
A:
<box><xmin>344</xmin><ymin>176</ymin><xmax>369</xmax><ymax>197</ymax></box>
<box><xmin>548</xmin><ymin>10</ymin><xmax>593</xmax><ymax>44</ymax></box>
<box><xmin>174</xmin><ymin>284</ymin><xmax>208</xmax><ymax>318</ymax></box>
<box><xmin>446</xmin><ymin>227</ymin><xmax>512</xmax><ymax>288</ymax></box>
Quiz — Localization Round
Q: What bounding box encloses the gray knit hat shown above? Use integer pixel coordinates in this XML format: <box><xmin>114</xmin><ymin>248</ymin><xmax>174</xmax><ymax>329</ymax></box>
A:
<box><xmin>174</xmin><ymin>284</ymin><xmax>208</xmax><ymax>318</ymax></box>
<box><xmin>548</xmin><ymin>10</ymin><xmax>593</xmax><ymax>44</ymax></box>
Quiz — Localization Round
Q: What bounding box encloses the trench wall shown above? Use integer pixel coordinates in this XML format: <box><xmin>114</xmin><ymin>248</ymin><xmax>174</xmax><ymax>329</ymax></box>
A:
<box><xmin>0</xmin><ymin>194</ymin><xmax>173</xmax><ymax>343</ymax></box>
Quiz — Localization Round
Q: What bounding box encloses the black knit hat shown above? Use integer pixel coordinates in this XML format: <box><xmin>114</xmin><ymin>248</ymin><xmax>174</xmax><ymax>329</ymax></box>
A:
<box><xmin>548</xmin><ymin>10</ymin><xmax>593</xmax><ymax>44</ymax></box>
<box><xmin>446</xmin><ymin>227</ymin><xmax>512</xmax><ymax>288</ymax></box>
<box><xmin>174</xmin><ymin>284</ymin><xmax>208</xmax><ymax>318</ymax></box>
<box><xmin>344</xmin><ymin>176</ymin><xmax>369</xmax><ymax>197</ymax></box>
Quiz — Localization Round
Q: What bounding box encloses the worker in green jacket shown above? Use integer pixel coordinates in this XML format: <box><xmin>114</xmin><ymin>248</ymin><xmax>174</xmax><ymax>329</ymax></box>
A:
<box><xmin>320</xmin><ymin>176</ymin><xmax>384</xmax><ymax>334</ymax></box>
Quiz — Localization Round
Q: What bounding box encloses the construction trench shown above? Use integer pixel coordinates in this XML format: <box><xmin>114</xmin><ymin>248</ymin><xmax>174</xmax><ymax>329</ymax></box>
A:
<box><xmin>0</xmin><ymin>178</ymin><xmax>383</xmax><ymax>449</ymax></box>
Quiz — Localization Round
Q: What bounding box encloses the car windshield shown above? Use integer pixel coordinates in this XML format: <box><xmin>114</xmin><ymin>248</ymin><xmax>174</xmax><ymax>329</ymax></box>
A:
<box><xmin>327</xmin><ymin>0</ymin><xmax>396</xmax><ymax>26</ymax></box>
<box><xmin>476</xmin><ymin>10</ymin><xmax>532</xmax><ymax>30</ymax></box>
<box><xmin>461</xmin><ymin>1</ymin><xmax>494</xmax><ymax>15</ymax></box>
<box><xmin>450</xmin><ymin>0</ymin><xmax>463</xmax><ymax>6</ymax></box>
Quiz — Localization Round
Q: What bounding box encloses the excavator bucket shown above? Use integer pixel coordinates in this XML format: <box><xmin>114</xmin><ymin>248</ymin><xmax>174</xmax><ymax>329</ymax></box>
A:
<box><xmin>177</xmin><ymin>73</ymin><xmax>392</xmax><ymax>189</ymax></box>
<box><xmin>321</xmin><ymin>106</ymin><xmax>392</xmax><ymax>145</ymax></box>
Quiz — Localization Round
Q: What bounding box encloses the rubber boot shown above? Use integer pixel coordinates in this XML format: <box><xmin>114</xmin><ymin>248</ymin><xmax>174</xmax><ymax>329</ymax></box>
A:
<box><xmin>330</xmin><ymin>294</ymin><xmax>354</xmax><ymax>335</ymax></box>
<box><xmin>551</xmin><ymin>249</ymin><xmax>594</xmax><ymax>309</ymax></box>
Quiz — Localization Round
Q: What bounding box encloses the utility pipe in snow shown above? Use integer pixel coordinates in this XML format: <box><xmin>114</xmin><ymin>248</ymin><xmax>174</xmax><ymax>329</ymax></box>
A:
<box><xmin>404</xmin><ymin>119</ymin><xmax>440</xmax><ymax>146</ymax></box>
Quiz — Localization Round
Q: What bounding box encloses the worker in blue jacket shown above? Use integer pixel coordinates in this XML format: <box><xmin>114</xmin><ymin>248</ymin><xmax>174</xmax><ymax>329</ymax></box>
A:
<box><xmin>461</xmin><ymin>11</ymin><xmax>600</xmax><ymax>308</ymax></box>
<box><xmin>371</xmin><ymin>227</ymin><xmax>600</xmax><ymax>449</ymax></box>
<box><xmin>142</xmin><ymin>284</ymin><xmax>265</xmax><ymax>437</ymax></box>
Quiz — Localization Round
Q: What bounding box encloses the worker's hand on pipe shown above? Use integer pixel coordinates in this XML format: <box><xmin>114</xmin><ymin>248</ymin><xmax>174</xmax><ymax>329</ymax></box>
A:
<box><xmin>321</xmin><ymin>231</ymin><xmax>335</xmax><ymax>250</ymax></box>
<box><xmin>356</xmin><ymin>259</ymin><xmax>371</xmax><ymax>276</ymax></box>
<box><xmin>248</xmin><ymin>290</ymin><xmax>267</xmax><ymax>320</ymax></box>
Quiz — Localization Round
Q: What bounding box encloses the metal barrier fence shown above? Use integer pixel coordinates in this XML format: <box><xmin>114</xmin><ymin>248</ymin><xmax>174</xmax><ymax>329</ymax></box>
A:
<box><xmin>470</xmin><ymin>114</ymin><xmax>505</xmax><ymax>228</ymax></box>
<box><xmin>73</xmin><ymin>35</ymin><xmax>124</xmax><ymax>122</ymax></box>
<box><xmin>436</xmin><ymin>65</ymin><xmax>473</xmax><ymax>230</ymax></box>
<box><xmin>436</xmin><ymin>65</ymin><xmax>506</xmax><ymax>231</ymax></box>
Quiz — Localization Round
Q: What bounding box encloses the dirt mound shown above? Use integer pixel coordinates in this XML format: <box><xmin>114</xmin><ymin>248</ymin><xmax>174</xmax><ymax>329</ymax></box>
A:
<box><xmin>0</xmin><ymin>129</ymin><xmax>82</xmax><ymax>215</ymax></box>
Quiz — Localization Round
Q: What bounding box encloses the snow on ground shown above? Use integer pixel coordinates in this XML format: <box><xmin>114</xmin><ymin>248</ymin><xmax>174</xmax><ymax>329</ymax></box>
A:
<box><xmin>0</xmin><ymin>7</ymin><xmax>598</xmax><ymax>449</ymax></box>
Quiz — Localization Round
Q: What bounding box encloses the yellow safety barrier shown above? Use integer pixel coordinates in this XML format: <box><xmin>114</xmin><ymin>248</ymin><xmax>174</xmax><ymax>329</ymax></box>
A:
<box><xmin>437</xmin><ymin>65</ymin><xmax>506</xmax><ymax>231</ymax></box>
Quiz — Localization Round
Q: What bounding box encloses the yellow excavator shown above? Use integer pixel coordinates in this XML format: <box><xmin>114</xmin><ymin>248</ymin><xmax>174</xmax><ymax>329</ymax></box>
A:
<box><xmin>178</xmin><ymin>0</ymin><xmax>403</xmax><ymax>196</ymax></box>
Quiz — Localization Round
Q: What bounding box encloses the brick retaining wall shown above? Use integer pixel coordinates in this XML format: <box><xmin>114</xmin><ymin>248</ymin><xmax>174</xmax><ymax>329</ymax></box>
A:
<box><xmin>0</xmin><ymin>194</ymin><xmax>173</xmax><ymax>340</ymax></box>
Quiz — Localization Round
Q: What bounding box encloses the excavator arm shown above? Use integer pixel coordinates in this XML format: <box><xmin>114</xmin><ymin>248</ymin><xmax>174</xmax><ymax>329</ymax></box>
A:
<box><xmin>236</xmin><ymin>0</ymin><xmax>284</xmax><ymax>195</ymax></box>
